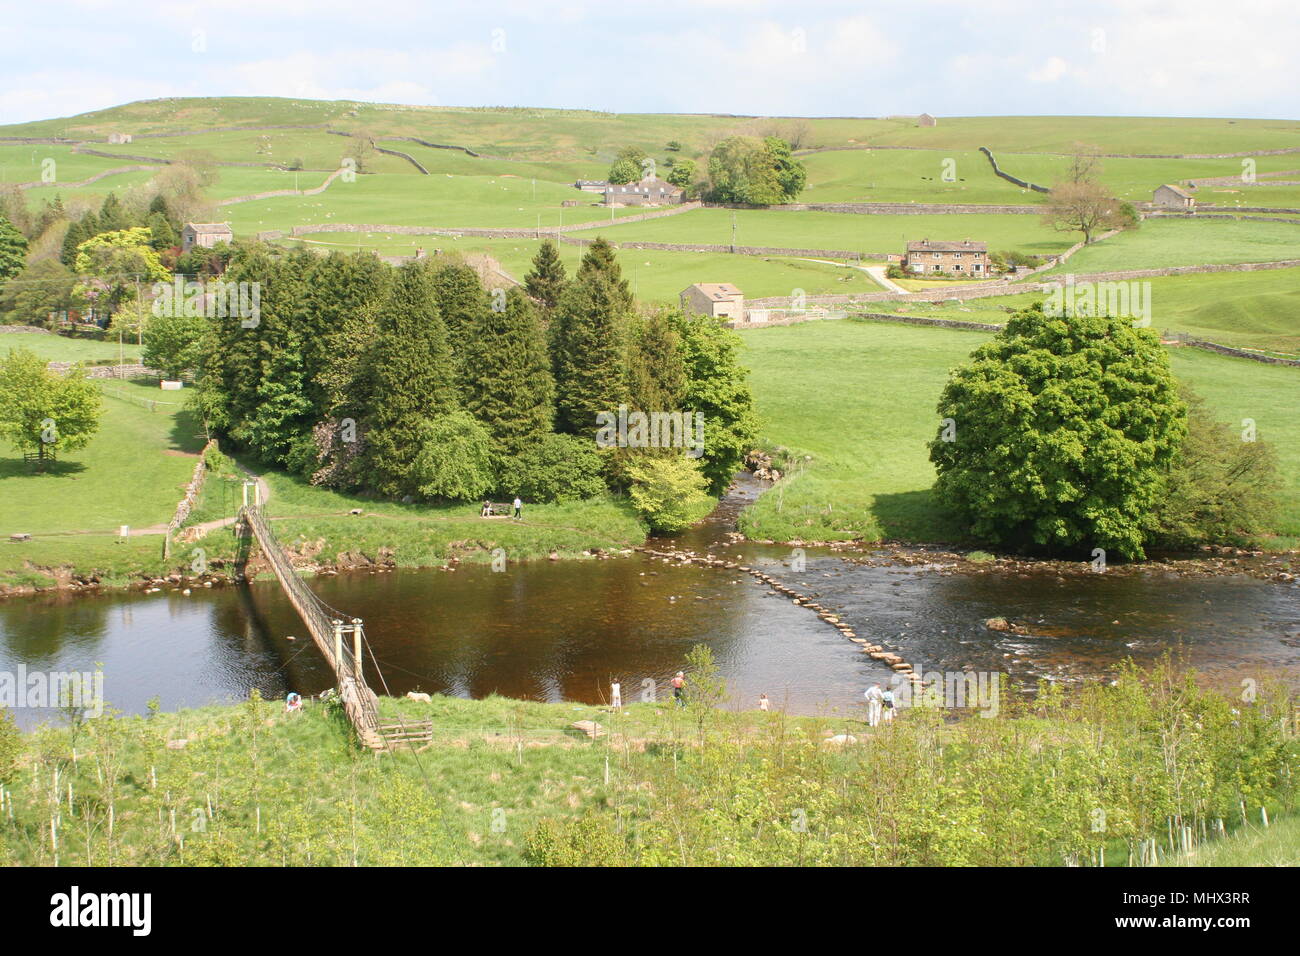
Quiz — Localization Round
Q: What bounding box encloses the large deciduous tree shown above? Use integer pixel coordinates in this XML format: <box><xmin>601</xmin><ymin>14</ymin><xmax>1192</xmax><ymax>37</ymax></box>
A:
<box><xmin>0</xmin><ymin>349</ymin><xmax>102</xmax><ymax>469</ymax></box>
<box><xmin>705</xmin><ymin>136</ymin><xmax>806</xmax><ymax>205</ymax></box>
<box><xmin>667</xmin><ymin>309</ymin><xmax>758</xmax><ymax>495</ymax></box>
<box><xmin>1041</xmin><ymin>148</ymin><xmax>1134</xmax><ymax>244</ymax></box>
<box><xmin>928</xmin><ymin>304</ymin><xmax>1187</xmax><ymax>559</ymax></box>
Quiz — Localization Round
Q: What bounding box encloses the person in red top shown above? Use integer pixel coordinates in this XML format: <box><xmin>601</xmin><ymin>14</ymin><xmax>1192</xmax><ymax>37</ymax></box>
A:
<box><xmin>671</xmin><ymin>671</ymin><xmax>685</xmax><ymax>707</ymax></box>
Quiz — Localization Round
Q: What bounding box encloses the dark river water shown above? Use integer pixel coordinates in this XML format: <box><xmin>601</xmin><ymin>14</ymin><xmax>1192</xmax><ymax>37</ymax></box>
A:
<box><xmin>2</xmin><ymin>477</ymin><xmax>1298</xmax><ymax>726</ymax></box>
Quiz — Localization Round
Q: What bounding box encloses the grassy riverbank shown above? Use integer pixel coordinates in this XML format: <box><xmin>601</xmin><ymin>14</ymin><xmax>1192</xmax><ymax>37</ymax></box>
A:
<box><xmin>0</xmin><ymin>376</ymin><xmax>648</xmax><ymax>592</ymax></box>
<box><xmin>2</xmin><ymin>659</ymin><xmax>1294</xmax><ymax>866</ymax></box>
<box><xmin>736</xmin><ymin>317</ymin><xmax>1300</xmax><ymax>550</ymax></box>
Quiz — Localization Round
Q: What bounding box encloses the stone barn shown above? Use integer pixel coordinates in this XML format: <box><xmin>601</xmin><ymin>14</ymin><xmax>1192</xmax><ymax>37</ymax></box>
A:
<box><xmin>1152</xmin><ymin>184</ymin><xmax>1196</xmax><ymax>210</ymax></box>
<box><xmin>680</xmin><ymin>283</ymin><xmax>744</xmax><ymax>321</ymax></box>
<box><xmin>181</xmin><ymin>222</ymin><xmax>234</xmax><ymax>253</ymax></box>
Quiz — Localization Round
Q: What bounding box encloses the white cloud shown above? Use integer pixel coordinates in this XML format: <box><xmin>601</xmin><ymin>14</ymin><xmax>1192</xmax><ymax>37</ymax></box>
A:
<box><xmin>1028</xmin><ymin>56</ymin><xmax>1070</xmax><ymax>84</ymax></box>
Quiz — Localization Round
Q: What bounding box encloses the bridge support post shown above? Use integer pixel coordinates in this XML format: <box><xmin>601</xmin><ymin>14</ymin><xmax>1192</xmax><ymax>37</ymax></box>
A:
<box><xmin>352</xmin><ymin>619</ymin><xmax>364</xmax><ymax>680</ymax></box>
<box><xmin>332</xmin><ymin>619</ymin><xmax>344</xmax><ymax>677</ymax></box>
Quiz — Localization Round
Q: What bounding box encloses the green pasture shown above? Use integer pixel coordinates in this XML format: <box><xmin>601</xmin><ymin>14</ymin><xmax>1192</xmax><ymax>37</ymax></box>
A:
<box><xmin>1037</xmin><ymin>218</ymin><xmax>1300</xmax><ymax>275</ymax></box>
<box><xmin>584</xmin><ymin>207</ymin><xmax>1075</xmax><ymax>256</ymax></box>
<box><xmin>1</xmin><ymin>331</ymin><xmax>143</xmax><ymax>364</ymax></box>
<box><xmin>736</xmin><ymin>319</ymin><xmax>1300</xmax><ymax>546</ymax></box>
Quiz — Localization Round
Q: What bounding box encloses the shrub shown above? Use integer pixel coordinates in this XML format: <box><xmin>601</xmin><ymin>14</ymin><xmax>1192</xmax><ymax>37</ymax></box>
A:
<box><xmin>498</xmin><ymin>433</ymin><xmax>606</xmax><ymax>503</ymax></box>
<box><xmin>1151</xmin><ymin>386</ymin><xmax>1280</xmax><ymax>549</ymax></box>
<box><xmin>411</xmin><ymin>411</ymin><xmax>495</xmax><ymax>502</ymax></box>
<box><xmin>625</xmin><ymin>455</ymin><xmax>714</xmax><ymax>533</ymax></box>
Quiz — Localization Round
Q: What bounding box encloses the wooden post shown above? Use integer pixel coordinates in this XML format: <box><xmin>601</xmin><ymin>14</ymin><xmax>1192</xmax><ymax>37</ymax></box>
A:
<box><xmin>333</xmin><ymin>619</ymin><xmax>344</xmax><ymax>675</ymax></box>
<box><xmin>352</xmin><ymin>619</ymin><xmax>363</xmax><ymax>680</ymax></box>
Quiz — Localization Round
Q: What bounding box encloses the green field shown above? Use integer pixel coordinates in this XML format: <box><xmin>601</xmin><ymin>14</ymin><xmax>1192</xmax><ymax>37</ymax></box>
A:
<box><xmin>0</xmin><ymin>143</ymin><xmax>149</xmax><ymax>186</ymax></box>
<box><xmin>873</xmin><ymin>266</ymin><xmax>1300</xmax><ymax>355</ymax></box>
<box><xmin>7</xmin><ymin>101</ymin><xmax>1299</xmax><ymax>159</ymax></box>
<box><xmin>1038</xmin><ymin>218</ymin><xmax>1300</xmax><ymax>274</ymax></box>
<box><xmin>223</xmin><ymin>171</ymin><xmax>648</xmax><ymax>234</ymax></box>
<box><xmin>0</xmin><ymin>380</ymin><xmax>200</xmax><ymax>540</ymax></box>
<box><xmin>799</xmin><ymin>147</ymin><xmax>1300</xmax><ymax>206</ymax></box>
<box><xmin>0</xmin><ymin>331</ymin><xmax>142</xmax><ymax>363</ymax></box>
<box><xmin>586</xmin><ymin>207</ymin><xmax>1074</xmax><ymax>256</ymax></box>
<box><xmin>736</xmin><ymin>319</ymin><xmax>1300</xmax><ymax>547</ymax></box>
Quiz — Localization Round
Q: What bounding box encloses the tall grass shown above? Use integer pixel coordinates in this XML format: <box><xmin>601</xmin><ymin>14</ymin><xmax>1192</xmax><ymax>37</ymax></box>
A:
<box><xmin>0</xmin><ymin>657</ymin><xmax>1292</xmax><ymax>867</ymax></box>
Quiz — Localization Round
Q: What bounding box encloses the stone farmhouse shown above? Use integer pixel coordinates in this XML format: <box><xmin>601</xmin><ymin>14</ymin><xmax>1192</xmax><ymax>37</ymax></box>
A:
<box><xmin>106</xmin><ymin>132</ymin><xmax>134</xmax><ymax>144</ymax></box>
<box><xmin>903</xmin><ymin>239</ymin><xmax>991</xmax><ymax>275</ymax></box>
<box><xmin>1152</xmin><ymin>183</ymin><xmax>1196</xmax><ymax>210</ymax></box>
<box><xmin>680</xmin><ymin>283</ymin><xmax>744</xmax><ymax>321</ymax></box>
<box><xmin>604</xmin><ymin>176</ymin><xmax>685</xmax><ymax>206</ymax></box>
<box><xmin>181</xmin><ymin>222</ymin><xmax>234</xmax><ymax>253</ymax></box>
<box><xmin>573</xmin><ymin>180</ymin><xmax>608</xmax><ymax>193</ymax></box>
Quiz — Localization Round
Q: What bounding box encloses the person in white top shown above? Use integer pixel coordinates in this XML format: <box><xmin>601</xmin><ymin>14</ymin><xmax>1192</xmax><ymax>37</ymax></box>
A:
<box><xmin>512</xmin><ymin>496</ymin><xmax>523</xmax><ymax>519</ymax></box>
<box><xmin>864</xmin><ymin>683</ymin><xmax>884</xmax><ymax>727</ymax></box>
<box><xmin>758</xmin><ymin>693</ymin><xmax>770</xmax><ymax>712</ymax></box>
<box><xmin>610</xmin><ymin>680</ymin><xmax>622</xmax><ymax>709</ymax></box>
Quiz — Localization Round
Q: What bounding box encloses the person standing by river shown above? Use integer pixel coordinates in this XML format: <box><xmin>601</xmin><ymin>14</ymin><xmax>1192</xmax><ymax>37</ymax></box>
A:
<box><xmin>864</xmin><ymin>683</ymin><xmax>884</xmax><ymax>727</ymax></box>
<box><xmin>513</xmin><ymin>496</ymin><xmax>523</xmax><ymax>519</ymax></box>
<box><xmin>610</xmin><ymin>679</ymin><xmax>622</xmax><ymax>710</ymax></box>
<box><xmin>672</xmin><ymin>671</ymin><xmax>685</xmax><ymax>707</ymax></box>
<box><xmin>881</xmin><ymin>685</ymin><xmax>896</xmax><ymax>723</ymax></box>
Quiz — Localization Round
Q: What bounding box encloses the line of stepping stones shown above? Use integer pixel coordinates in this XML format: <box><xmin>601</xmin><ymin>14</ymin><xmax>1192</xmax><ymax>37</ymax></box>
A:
<box><xmin>637</xmin><ymin>546</ymin><xmax>925</xmax><ymax>688</ymax></box>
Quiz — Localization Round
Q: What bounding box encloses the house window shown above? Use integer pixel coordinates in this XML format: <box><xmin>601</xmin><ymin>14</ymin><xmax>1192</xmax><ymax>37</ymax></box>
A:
<box><xmin>954</xmin><ymin>252</ymin><xmax>963</xmax><ymax>258</ymax></box>
<box><xmin>911</xmin><ymin>262</ymin><xmax>923</xmax><ymax>272</ymax></box>
<box><xmin>933</xmin><ymin>264</ymin><xmax>942</xmax><ymax>272</ymax></box>
<box><xmin>973</xmin><ymin>263</ymin><xmax>982</xmax><ymax>272</ymax></box>
<box><xmin>954</xmin><ymin>264</ymin><xmax>962</xmax><ymax>270</ymax></box>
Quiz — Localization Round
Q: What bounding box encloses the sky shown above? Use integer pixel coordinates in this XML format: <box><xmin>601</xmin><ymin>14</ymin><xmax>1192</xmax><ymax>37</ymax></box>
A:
<box><xmin>1</xmin><ymin>0</ymin><xmax>1297</xmax><ymax>124</ymax></box>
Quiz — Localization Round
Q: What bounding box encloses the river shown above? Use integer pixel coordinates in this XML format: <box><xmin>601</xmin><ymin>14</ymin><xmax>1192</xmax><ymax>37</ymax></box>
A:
<box><xmin>2</xmin><ymin>476</ymin><xmax>1297</xmax><ymax>726</ymax></box>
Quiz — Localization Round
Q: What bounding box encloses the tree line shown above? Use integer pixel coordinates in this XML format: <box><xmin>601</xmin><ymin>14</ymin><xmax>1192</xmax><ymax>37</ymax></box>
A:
<box><xmin>188</xmin><ymin>238</ymin><xmax>757</xmax><ymax>528</ymax></box>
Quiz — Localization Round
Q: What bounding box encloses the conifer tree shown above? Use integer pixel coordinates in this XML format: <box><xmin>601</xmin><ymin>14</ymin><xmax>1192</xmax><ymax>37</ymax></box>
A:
<box><xmin>524</xmin><ymin>239</ymin><xmax>567</xmax><ymax>314</ymax></box>
<box><xmin>97</xmin><ymin>192</ymin><xmax>131</xmax><ymax>232</ymax></box>
<box><xmin>359</xmin><ymin>259</ymin><xmax>460</xmax><ymax>497</ymax></box>
<box><xmin>626</xmin><ymin>310</ymin><xmax>686</xmax><ymax>413</ymax></box>
<box><xmin>574</xmin><ymin>237</ymin><xmax>631</xmax><ymax>315</ymax></box>
<box><xmin>432</xmin><ymin>262</ymin><xmax>487</xmax><ymax>377</ymax></box>
<box><xmin>551</xmin><ymin>269</ymin><xmax>628</xmax><ymax>436</ymax></box>
<box><xmin>461</xmin><ymin>286</ymin><xmax>555</xmax><ymax>463</ymax></box>
<box><xmin>299</xmin><ymin>251</ymin><xmax>391</xmax><ymax>419</ymax></box>
<box><xmin>60</xmin><ymin>218</ymin><xmax>86</xmax><ymax>266</ymax></box>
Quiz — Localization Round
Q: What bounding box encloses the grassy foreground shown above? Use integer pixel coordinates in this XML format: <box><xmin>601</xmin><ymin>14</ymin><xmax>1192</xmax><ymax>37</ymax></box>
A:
<box><xmin>2</xmin><ymin>659</ymin><xmax>1293</xmax><ymax>866</ymax></box>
